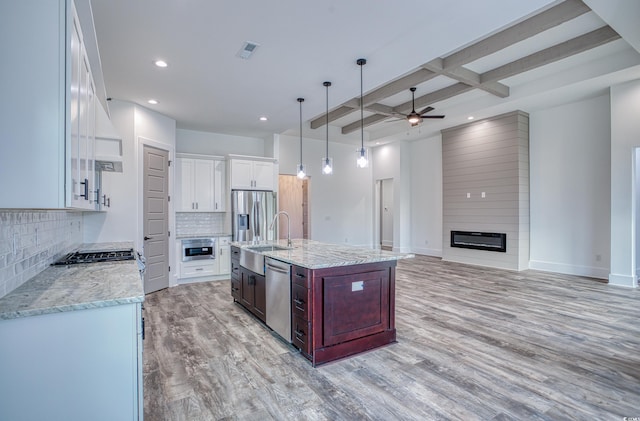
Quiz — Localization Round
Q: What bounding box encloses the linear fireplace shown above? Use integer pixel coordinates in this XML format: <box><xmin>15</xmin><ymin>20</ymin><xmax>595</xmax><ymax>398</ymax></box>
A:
<box><xmin>451</xmin><ymin>231</ymin><xmax>506</xmax><ymax>252</ymax></box>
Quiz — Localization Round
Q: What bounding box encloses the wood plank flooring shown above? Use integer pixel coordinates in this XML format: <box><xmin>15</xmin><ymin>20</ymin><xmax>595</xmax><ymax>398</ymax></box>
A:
<box><xmin>143</xmin><ymin>255</ymin><xmax>640</xmax><ymax>420</ymax></box>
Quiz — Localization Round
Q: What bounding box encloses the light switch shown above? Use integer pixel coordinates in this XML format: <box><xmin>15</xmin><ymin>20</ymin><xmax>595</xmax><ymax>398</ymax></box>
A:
<box><xmin>481</xmin><ymin>192</ymin><xmax>486</xmax><ymax>198</ymax></box>
<box><xmin>466</xmin><ymin>193</ymin><xmax>471</xmax><ymax>198</ymax></box>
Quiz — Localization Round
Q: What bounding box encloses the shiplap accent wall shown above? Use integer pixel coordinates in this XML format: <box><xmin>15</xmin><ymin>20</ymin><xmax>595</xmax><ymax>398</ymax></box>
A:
<box><xmin>441</xmin><ymin>111</ymin><xmax>529</xmax><ymax>270</ymax></box>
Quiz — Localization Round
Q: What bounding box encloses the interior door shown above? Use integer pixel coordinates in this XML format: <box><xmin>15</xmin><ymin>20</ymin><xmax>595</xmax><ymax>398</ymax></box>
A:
<box><xmin>278</xmin><ymin>174</ymin><xmax>307</xmax><ymax>240</ymax></box>
<box><xmin>381</xmin><ymin>179</ymin><xmax>394</xmax><ymax>250</ymax></box>
<box><xmin>143</xmin><ymin>145</ymin><xmax>169</xmax><ymax>294</ymax></box>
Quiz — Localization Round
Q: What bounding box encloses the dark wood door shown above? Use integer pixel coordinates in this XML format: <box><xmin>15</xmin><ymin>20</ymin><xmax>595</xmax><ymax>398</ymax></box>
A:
<box><xmin>322</xmin><ymin>269</ymin><xmax>389</xmax><ymax>347</ymax></box>
<box><xmin>253</xmin><ymin>273</ymin><xmax>266</xmax><ymax>321</ymax></box>
<box><xmin>240</xmin><ymin>269</ymin><xmax>254</xmax><ymax>309</ymax></box>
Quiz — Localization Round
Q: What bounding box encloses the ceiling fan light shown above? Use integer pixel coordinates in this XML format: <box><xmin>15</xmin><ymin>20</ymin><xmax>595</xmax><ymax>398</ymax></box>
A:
<box><xmin>407</xmin><ymin>113</ymin><xmax>421</xmax><ymax>124</ymax></box>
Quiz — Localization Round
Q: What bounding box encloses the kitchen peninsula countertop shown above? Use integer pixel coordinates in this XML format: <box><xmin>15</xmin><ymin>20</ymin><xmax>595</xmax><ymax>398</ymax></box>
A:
<box><xmin>230</xmin><ymin>239</ymin><xmax>414</xmax><ymax>269</ymax></box>
<box><xmin>0</xmin><ymin>242</ymin><xmax>144</xmax><ymax>320</ymax></box>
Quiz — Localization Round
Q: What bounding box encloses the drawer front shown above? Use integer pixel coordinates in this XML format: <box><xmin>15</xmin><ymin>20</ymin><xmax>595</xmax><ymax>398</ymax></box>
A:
<box><xmin>292</xmin><ymin>283</ymin><xmax>311</xmax><ymax>320</ymax></box>
<box><xmin>292</xmin><ymin>265</ymin><xmax>311</xmax><ymax>288</ymax></box>
<box><xmin>231</xmin><ymin>277</ymin><xmax>241</xmax><ymax>300</ymax></box>
<box><xmin>230</xmin><ymin>246</ymin><xmax>241</xmax><ymax>261</ymax></box>
<box><xmin>218</xmin><ymin>236</ymin><xmax>231</xmax><ymax>246</ymax></box>
<box><xmin>231</xmin><ymin>260</ymin><xmax>241</xmax><ymax>279</ymax></box>
<box><xmin>181</xmin><ymin>263</ymin><xmax>216</xmax><ymax>278</ymax></box>
<box><xmin>292</xmin><ymin>315</ymin><xmax>311</xmax><ymax>355</ymax></box>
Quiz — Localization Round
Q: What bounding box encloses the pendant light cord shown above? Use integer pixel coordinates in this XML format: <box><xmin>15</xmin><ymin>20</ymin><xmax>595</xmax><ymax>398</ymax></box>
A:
<box><xmin>298</xmin><ymin>97</ymin><xmax>304</xmax><ymax>164</ymax></box>
<box><xmin>357</xmin><ymin>59</ymin><xmax>366</xmax><ymax>152</ymax></box>
<box><xmin>324</xmin><ymin>81</ymin><xmax>330</xmax><ymax>159</ymax></box>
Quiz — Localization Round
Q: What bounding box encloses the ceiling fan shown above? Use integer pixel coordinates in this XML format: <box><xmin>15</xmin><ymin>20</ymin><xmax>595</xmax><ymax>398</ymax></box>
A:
<box><xmin>404</xmin><ymin>87</ymin><xmax>445</xmax><ymax>127</ymax></box>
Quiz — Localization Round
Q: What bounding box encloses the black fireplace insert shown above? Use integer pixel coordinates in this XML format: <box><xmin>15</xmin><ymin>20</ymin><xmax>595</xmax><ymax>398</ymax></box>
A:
<box><xmin>451</xmin><ymin>231</ymin><xmax>506</xmax><ymax>252</ymax></box>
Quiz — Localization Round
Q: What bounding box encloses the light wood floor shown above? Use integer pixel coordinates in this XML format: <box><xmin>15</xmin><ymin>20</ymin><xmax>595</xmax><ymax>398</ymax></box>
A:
<box><xmin>143</xmin><ymin>255</ymin><xmax>640</xmax><ymax>420</ymax></box>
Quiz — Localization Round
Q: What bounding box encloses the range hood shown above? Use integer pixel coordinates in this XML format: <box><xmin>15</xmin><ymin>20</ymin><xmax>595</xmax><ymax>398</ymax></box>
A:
<box><xmin>95</xmin><ymin>159</ymin><xmax>123</xmax><ymax>172</ymax></box>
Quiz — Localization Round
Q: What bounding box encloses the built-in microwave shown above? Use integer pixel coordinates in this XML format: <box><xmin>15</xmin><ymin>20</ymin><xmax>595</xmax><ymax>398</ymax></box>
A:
<box><xmin>181</xmin><ymin>238</ymin><xmax>216</xmax><ymax>262</ymax></box>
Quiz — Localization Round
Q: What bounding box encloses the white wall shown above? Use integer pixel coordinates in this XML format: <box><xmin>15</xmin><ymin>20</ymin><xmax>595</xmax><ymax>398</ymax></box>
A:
<box><xmin>408</xmin><ymin>135</ymin><xmax>443</xmax><ymax>256</ymax></box>
<box><xmin>372</xmin><ymin>142</ymin><xmax>413</xmax><ymax>252</ymax></box>
<box><xmin>83</xmin><ymin>101</ymin><xmax>176</xmax><ymax>249</ymax></box>
<box><xmin>529</xmin><ymin>93</ymin><xmax>611</xmax><ymax>278</ymax></box>
<box><xmin>278</xmin><ymin>134</ymin><xmax>374</xmax><ymax>247</ymax></box>
<box><xmin>176</xmin><ymin>129</ymin><xmax>265</xmax><ymax>156</ymax></box>
<box><xmin>609</xmin><ymin>79</ymin><xmax>640</xmax><ymax>287</ymax></box>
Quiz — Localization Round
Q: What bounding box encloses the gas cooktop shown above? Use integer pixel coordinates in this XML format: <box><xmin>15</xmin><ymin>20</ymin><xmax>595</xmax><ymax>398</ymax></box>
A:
<box><xmin>53</xmin><ymin>248</ymin><xmax>135</xmax><ymax>265</ymax></box>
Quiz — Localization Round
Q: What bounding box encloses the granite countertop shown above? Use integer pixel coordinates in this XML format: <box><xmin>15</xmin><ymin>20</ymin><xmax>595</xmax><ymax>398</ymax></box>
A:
<box><xmin>230</xmin><ymin>239</ymin><xmax>414</xmax><ymax>269</ymax></box>
<box><xmin>0</xmin><ymin>242</ymin><xmax>144</xmax><ymax>320</ymax></box>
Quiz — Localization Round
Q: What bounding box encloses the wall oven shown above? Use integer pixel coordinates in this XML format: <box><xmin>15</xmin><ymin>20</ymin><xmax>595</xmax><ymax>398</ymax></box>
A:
<box><xmin>181</xmin><ymin>238</ymin><xmax>216</xmax><ymax>262</ymax></box>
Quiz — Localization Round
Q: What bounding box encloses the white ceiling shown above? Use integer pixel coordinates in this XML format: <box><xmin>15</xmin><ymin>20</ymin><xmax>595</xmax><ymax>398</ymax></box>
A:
<box><xmin>91</xmin><ymin>0</ymin><xmax>640</xmax><ymax>147</ymax></box>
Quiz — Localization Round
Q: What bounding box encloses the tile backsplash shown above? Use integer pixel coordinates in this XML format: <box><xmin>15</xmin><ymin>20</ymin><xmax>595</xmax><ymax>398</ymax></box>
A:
<box><xmin>0</xmin><ymin>210</ymin><xmax>83</xmax><ymax>298</ymax></box>
<box><xmin>176</xmin><ymin>212</ymin><xmax>228</xmax><ymax>237</ymax></box>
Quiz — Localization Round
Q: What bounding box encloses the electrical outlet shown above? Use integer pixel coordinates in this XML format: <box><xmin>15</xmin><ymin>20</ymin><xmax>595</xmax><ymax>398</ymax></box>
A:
<box><xmin>596</xmin><ymin>254</ymin><xmax>602</xmax><ymax>262</ymax></box>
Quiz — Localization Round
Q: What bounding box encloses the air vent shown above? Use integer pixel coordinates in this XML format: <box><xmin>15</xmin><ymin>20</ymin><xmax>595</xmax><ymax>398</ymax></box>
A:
<box><xmin>236</xmin><ymin>41</ymin><xmax>260</xmax><ymax>59</ymax></box>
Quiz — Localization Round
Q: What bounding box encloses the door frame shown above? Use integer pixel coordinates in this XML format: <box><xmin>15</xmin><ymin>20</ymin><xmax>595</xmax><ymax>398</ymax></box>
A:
<box><xmin>137</xmin><ymin>137</ymin><xmax>176</xmax><ymax>287</ymax></box>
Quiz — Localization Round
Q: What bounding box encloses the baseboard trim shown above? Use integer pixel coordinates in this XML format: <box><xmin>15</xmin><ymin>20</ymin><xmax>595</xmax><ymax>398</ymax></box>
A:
<box><xmin>608</xmin><ymin>273</ymin><xmax>638</xmax><ymax>288</ymax></box>
<box><xmin>411</xmin><ymin>247</ymin><xmax>442</xmax><ymax>258</ymax></box>
<box><xmin>529</xmin><ymin>260</ymin><xmax>608</xmax><ymax>279</ymax></box>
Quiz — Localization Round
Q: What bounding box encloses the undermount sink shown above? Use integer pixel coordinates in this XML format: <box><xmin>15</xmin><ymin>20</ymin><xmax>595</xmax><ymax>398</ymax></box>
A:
<box><xmin>246</xmin><ymin>245</ymin><xmax>292</xmax><ymax>253</ymax></box>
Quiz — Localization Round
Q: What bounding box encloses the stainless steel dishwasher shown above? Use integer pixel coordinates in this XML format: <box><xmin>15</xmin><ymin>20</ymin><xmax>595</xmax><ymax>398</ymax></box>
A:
<box><xmin>265</xmin><ymin>257</ymin><xmax>291</xmax><ymax>342</ymax></box>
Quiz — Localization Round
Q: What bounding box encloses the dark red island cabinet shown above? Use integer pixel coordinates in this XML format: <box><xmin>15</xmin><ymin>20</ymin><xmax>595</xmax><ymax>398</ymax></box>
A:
<box><xmin>291</xmin><ymin>260</ymin><xmax>397</xmax><ymax>366</ymax></box>
<box><xmin>230</xmin><ymin>246</ymin><xmax>266</xmax><ymax>322</ymax></box>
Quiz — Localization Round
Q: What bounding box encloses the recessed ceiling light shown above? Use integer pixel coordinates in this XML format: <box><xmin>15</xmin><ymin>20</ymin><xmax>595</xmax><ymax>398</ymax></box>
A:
<box><xmin>148</xmin><ymin>99</ymin><xmax>158</xmax><ymax>105</ymax></box>
<box><xmin>467</xmin><ymin>116</ymin><xmax>474</xmax><ymax>120</ymax></box>
<box><xmin>259</xmin><ymin>116</ymin><xmax>268</xmax><ymax>121</ymax></box>
<box><xmin>154</xmin><ymin>60</ymin><xmax>168</xmax><ymax>68</ymax></box>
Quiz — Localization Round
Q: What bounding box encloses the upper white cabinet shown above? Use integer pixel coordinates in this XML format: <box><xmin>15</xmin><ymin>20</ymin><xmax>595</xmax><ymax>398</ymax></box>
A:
<box><xmin>228</xmin><ymin>157</ymin><xmax>275</xmax><ymax>191</ymax></box>
<box><xmin>176</xmin><ymin>155</ymin><xmax>225</xmax><ymax>212</ymax></box>
<box><xmin>0</xmin><ymin>0</ymin><xmax>99</xmax><ymax>209</ymax></box>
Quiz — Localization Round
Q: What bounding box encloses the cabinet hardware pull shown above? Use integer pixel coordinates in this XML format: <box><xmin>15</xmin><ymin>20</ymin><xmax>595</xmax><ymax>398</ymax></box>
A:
<box><xmin>107</xmin><ymin>197</ymin><xmax>111</xmax><ymax>207</ymax></box>
<box><xmin>195</xmin><ymin>268</ymin><xmax>203</xmax><ymax>271</ymax></box>
<box><xmin>80</xmin><ymin>178</ymin><xmax>89</xmax><ymax>200</ymax></box>
<box><xmin>102</xmin><ymin>194</ymin><xmax>107</xmax><ymax>206</ymax></box>
<box><xmin>295</xmin><ymin>273</ymin><xmax>305</xmax><ymax>278</ymax></box>
<box><xmin>295</xmin><ymin>329</ymin><xmax>305</xmax><ymax>339</ymax></box>
<box><xmin>293</xmin><ymin>298</ymin><xmax>304</xmax><ymax>306</ymax></box>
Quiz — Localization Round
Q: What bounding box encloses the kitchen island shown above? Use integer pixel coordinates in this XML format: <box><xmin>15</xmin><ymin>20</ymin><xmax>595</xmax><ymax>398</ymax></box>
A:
<box><xmin>230</xmin><ymin>239</ymin><xmax>413</xmax><ymax>366</ymax></box>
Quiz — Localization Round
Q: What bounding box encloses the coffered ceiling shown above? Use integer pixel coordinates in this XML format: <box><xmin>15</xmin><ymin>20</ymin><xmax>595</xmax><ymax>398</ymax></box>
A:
<box><xmin>91</xmin><ymin>0</ymin><xmax>640</xmax><ymax>146</ymax></box>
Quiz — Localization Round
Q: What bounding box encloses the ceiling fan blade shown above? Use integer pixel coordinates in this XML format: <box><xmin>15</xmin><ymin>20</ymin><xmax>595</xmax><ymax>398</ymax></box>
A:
<box><xmin>418</xmin><ymin>106</ymin><xmax>434</xmax><ymax>115</ymax></box>
<box><xmin>422</xmin><ymin>115</ymin><xmax>445</xmax><ymax>119</ymax></box>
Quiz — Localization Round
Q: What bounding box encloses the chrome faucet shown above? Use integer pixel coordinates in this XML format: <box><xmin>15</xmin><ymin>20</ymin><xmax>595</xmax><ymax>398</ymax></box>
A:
<box><xmin>269</xmin><ymin>211</ymin><xmax>292</xmax><ymax>247</ymax></box>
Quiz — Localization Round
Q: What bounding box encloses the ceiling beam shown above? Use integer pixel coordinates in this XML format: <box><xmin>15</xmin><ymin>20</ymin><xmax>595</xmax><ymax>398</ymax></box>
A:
<box><xmin>481</xmin><ymin>25</ymin><xmax>621</xmax><ymax>82</ymax></box>
<box><xmin>443</xmin><ymin>0</ymin><xmax>592</xmax><ymax>69</ymax></box>
<box><xmin>341</xmin><ymin>114</ymin><xmax>389</xmax><ymax>135</ymax></box>
<box><xmin>423</xmin><ymin>59</ymin><xmax>510</xmax><ymax>98</ymax></box>
<box><xmin>310</xmin><ymin>106</ymin><xmax>356</xmax><ymax>129</ymax></box>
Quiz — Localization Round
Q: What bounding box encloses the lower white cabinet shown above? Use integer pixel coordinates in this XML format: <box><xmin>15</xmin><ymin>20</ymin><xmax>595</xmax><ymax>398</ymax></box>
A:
<box><xmin>218</xmin><ymin>236</ymin><xmax>231</xmax><ymax>275</ymax></box>
<box><xmin>180</xmin><ymin>259</ymin><xmax>217</xmax><ymax>278</ymax></box>
<box><xmin>0</xmin><ymin>303</ymin><xmax>143</xmax><ymax>421</ymax></box>
<box><xmin>177</xmin><ymin>236</ymin><xmax>231</xmax><ymax>281</ymax></box>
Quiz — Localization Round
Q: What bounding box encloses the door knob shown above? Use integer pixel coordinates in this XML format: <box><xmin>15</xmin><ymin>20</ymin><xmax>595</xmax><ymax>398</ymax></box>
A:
<box><xmin>144</xmin><ymin>236</ymin><xmax>152</xmax><ymax>241</ymax></box>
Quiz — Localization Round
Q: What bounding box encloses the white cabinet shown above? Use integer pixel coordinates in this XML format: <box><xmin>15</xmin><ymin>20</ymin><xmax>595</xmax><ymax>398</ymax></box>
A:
<box><xmin>0</xmin><ymin>303</ymin><xmax>143</xmax><ymax>421</ymax></box>
<box><xmin>214</xmin><ymin>159</ymin><xmax>226</xmax><ymax>212</ymax></box>
<box><xmin>180</xmin><ymin>259</ymin><xmax>217</xmax><ymax>278</ymax></box>
<box><xmin>0</xmin><ymin>1</ymin><xmax>98</xmax><ymax>209</ymax></box>
<box><xmin>176</xmin><ymin>156</ymin><xmax>225</xmax><ymax>212</ymax></box>
<box><xmin>217</xmin><ymin>236</ymin><xmax>231</xmax><ymax>275</ymax></box>
<box><xmin>229</xmin><ymin>158</ymin><xmax>275</xmax><ymax>190</ymax></box>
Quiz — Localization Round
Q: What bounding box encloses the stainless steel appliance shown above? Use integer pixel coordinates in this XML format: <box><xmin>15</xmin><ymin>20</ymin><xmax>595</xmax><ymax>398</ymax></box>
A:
<box><xmin>53</xmin><ymin>248</ymin><xmax>135</xmax><ymax>265</ymax></box>
<box><xmin>265</xmin><ymin>257</ymin><xmax>291</xmax><ymax>342</ymax></box>
<box><xmin>181</xmin><ymin>238</ymin><xmax>216</xmax><ymax>261</ymax></box>
<box><xmin>232</xmin><ymin>190</ymin><xmax>277</xmax><ymax>242</ymax></box>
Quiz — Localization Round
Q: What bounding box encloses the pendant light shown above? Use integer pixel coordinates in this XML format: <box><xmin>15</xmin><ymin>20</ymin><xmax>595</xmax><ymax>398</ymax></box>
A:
<box><xmin>322</xmin><ymin>81</ymin><xmax>333</xmax><ymax>175</ymax></box>
<box><xmin>296</xmin><ymin>97</ymin><xmax>306</xmax><ymax>179</ymax></box>
<box><xmin>356</xmin><ymin>58</ymin><xmax>369</xmax><ymax>168</ymax></box>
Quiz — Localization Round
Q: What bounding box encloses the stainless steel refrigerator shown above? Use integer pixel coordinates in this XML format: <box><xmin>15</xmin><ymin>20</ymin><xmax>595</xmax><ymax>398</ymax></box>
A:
<box><xmin>231</xmin><ymin>190</ymin><xmax>277</xmax><ymax>242</ymax></box>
